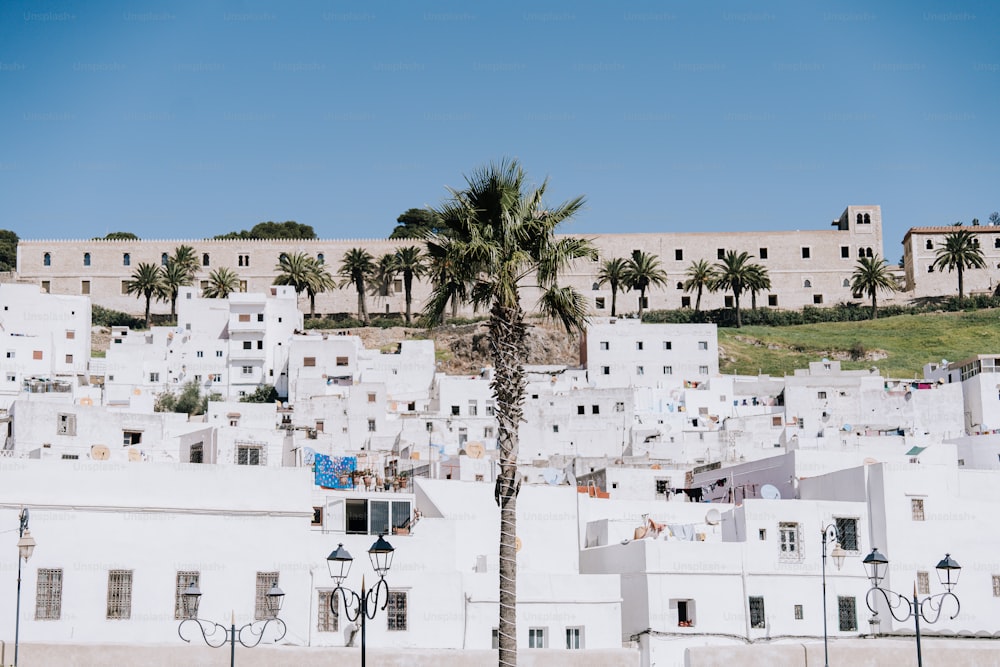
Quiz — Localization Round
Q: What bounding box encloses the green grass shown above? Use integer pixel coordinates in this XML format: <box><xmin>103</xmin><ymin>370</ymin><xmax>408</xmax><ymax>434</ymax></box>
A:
<box><xmin>719</xmin><ymin>309</ymin><xmax>1000</xmax><ymax>378</ymax></box>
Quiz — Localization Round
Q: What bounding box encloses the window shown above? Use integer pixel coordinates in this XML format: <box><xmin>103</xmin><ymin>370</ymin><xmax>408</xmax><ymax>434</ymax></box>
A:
<box><xmin>189</xmin><ymin>443</ymin><xmax>203</xmax><ymax>463</ymax></box>
<box><xmin>123</xmin><ymin>430</ymin><xmax>142</xmax><ymax>446</ymax></box>
<box><xmin>368</xmin><ymin>392</ymin><xmax>377</xmax><ymax>404</ymax></box>
<box><xmin>636</xmin><ymin>341</ymin><xmax>644</xmax><ymax>350</ymax></box>
<box><xmin>911</xmin><ymin>498</ymin><xmax>925</xmax><ymax>521</ymax></box>
<box><xmin>36</xmin><ymin>569</ymin><xmax>63</xmax><ymax>620</ymax></box>
<box><xmin>615</xmin><ymin>402</ymin><xmax>624</xmax><ymax>412</ymax></box>
<box><xmin>237</xmin><ymin>446</ymin><xmax>262</xmax><ymax>466</ymax></box>
<box><xmin>749</xmin><ymin>597</ymin><xmax>765</xmax><ymax>629</ymax></box>
<box><xmin>917</xmin><ymin>571</ymin><xmax>930</xmax><ymax>595</ymax></box>
<box><xmin>676</xmin><ymin>599</ymin><xmax>695</xmax><ymax>627</ymax></box>
<box><xmin>216</xmin><ymin>350</ymin><xmax>223</xmax><ymax>357</ymax></box>
<box><xmin>699</xmin><ymin>365</ymin><xmax>709</xmax><ymax>375</ymax></box>
<box><xmin>318</xmin><ymin>590</ymin><xmax>339</xmax><ymax>631</ymax></box>
<box><xmin>255</xmin><ymin>572</ymin><xmax>279</xmax><ymax>620</ymax></box>
<box><xmin>242</xmin><ymin>340</ymin><xmax>252</xmax><ymax>349</ymax></box>
<box><xmin>759</xmin><ymin>529</ymin><xmax>767</xmax><ymax>540</ymax></box>
<box><xmin>768</xmin><ymin>294</ymin><xmax>778</xmax><ymax>307</ymax></box>
<box><xmin>802</xmin><ymin>247</ymin><xmax>811</xmax><ymax>259</ymax></box>
<box><xmin>149</xmin><ymin>372</ymin><xmax>160</xmax><ymax>382</ymax></box>
<box><xmin>43</xmin><ymin>252</ymin><xmax>51</xmax><ymax>266</ymax></box>
<box><xmin>599</xmin><ymin>341</ymin><xmax>609</xmax><ymax>351</ymax></box>
<box><xmin>675</xmin><ymin>248</ymin><xmax>683</xmax><ymax>260</ymax></box>
<box><xmin>759</xmin><ymin>247</ymin><xmax>768</xmax><ymax>259</ymax></box>
<box><xmin>303</xmin><ymin>357</ymin><xmax>316</xmax><ymax>367</ymax></box>
<box><xmin>813</xmin><ymin>294</ymin><xmax>824</xmax><ymax>304</ymax></box>
<box><xmin>486</xmin><ymin>400</ymin><xmax>495</xmax><ymax>416</ymax></box>
<box><xmin>492</xmin><ymin>628</ymin><xmax>500</xmax><ymax>649</ymax></box>
<box><xmin>698</xmin><ymin>341</ymin><xmax>708</xmax><ymax>350</ymax></box>
<box><xmin>174</xmin><ymin>571</ymin><xmax>199</xmax><ymax>619</ymax></box>
<box><xmin>467</xmin><ymin>400</ymin><xmax>478</xmax><ymax>416</ymax></box>
<box><xmin>317</xmin><ymin>253</ymin><xmax>325</xmax><ymax>264</ymax></box>
<box><xmin>636</xmin><ymin>366</ymin><xmax>644</xmax><ymax>375</ymax></box>
<box><xmin>123</xmin><ymin>253</ymin><xmax>130</xmax><ymax>266</ymax></box>
<box><xmin>595</xmin><ymin>297</ymin><xmax>605</xmax><ymax>309</ymax></box>
<box><xmin>81</xmin><ymin>280</ymin><xmax>90</xmax><ymax>295</ymax></box>
<box><xmin>242</xmin><ymin>366</ymin><xmax>252</xmax><ymax>375</ymax></box>
<box><xmin>841</xmin><ymin>246</ymin><xmax>850</xmax><ymax>259</ymax></box>
<box><xmin>803</xmin><ymin>279</ymin><xmax>812</xmax><ymax>288</ymax></box>
<box><xmin>387</xmin><ymin>590</ymin><xmax>407</xmax><ymax>630</ymax></box>
<box><xmin>41</xmin><ymin>281</ymin><xmax>50</xmax><ymax>293</ymax></box>
<box><xmin>655</xmin><ymin>479</ymin><xmax>670</xmax><ymax>495</ymax></box>
<box><xmin>106</xmin><ymin>570</ymin><xmax>133</xmax><ymax>619</ymax></box>
<box><xmin>681</xmin><ymin>296</ymin><xmax>691</xmax><ymax>307</ymax></box>
<box><xmin>202</xmin><ymin>253</ymin><xmax>210</xmax><ymax>267</ymax></box>
<box><xmin>601</xmin><ymin>366</ymin><xmax>610</xmax><ymax>375</ymax></box>
<box><xmin>553</xmin><ymin>424</ymin><xmax>559</xmax><ymax>433</ymax></box>
<box><xmin>993</xmin><ymin>575</ymin><xmax>1000</xmax><ymax>597</ymax></box>
<box><xmin>336</xmin><ymin>356</ymin><xmax>349</xmax><ymax>366</ymax></box>
<box><xmin>779</xmin><ymin>522</ymin><xmax>800</xmax><ymax>559</ymax></box>
<box><xmin>817</xmin><ymin>391</ymin><xmax>827</xmax><ymax>399</ymax></box>
<box><xmin>794</xmin><ymin>604</ymin><xmax>803</xmax><ymax>620</ymax></box>
<box><xmin>591</xmin><ymin>405</ymin><xmax>600</xmax><ymax>415</ymax></box>
<box><xmin>57</xmin><ymin>413</ymin><xmax>76</xmax><ymax>436</ymax></box>
<box><xmin>835</xmin><ymin>518</ymin><xmax>858</xmax><ymax>551</ymax></box>
<box><xmin>368</xmin><ymin>419</ymin><xmax>376</xmax><ymax>432</ymax></box>
<box><xmin>239</xmin><ymin>280</ymin><xmax>247</xmax><ymax>292</ymax></box>
<box><xmin>577</xmin><ymin>405</ymin><xmax>585</xmax><ymax>415</ymax></box>
<box><xmin>33</xmin><ymin>350</ymin><xmax>43</xmax><ymax>360</ymax></box>
<box><xmin>837</xmin><ymin>596</ymin><xmax>857</xmax><ymax>631</ymax></box>
<box><xmin>566</xmin><ymin>626</ymin><xmax>583</xmax><ymax>649</ymax></box>
<box><xmin>528</xmin><ymin>627</ymin><xmax>547</xmax><ymax>648</ymax></box>
<box><xmin>239</xmin><ymin>314</ymin><xmax>251</xmax><ymax>323</ymax></box>
<box><xmin>663</xmin><ymin>341</ymin><xmax>672</xmax><ymax>350</ymax></box>
<box><xmin>717</xmin><ymin>248</ymin><xmax>725</xmax><ymax>259</ymax></box>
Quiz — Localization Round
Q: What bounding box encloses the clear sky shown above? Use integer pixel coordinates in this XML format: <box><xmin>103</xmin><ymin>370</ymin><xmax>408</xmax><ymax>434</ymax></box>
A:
<box><xmin>1</xmin><ymin>1</ymin><xmax>997</xmax><ymax>257</ymax></box>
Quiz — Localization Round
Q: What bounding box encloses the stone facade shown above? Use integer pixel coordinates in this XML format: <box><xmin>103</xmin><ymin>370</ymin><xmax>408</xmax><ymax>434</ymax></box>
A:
<box><xmin>15</xmin><ymin>205</ymin><xmax>897</xmax><ymax>318</ymax></box>
<box><xmin>901</xmin><ymin>225</ymin><xmax>1000</xmax><ymax>296</ymax></box>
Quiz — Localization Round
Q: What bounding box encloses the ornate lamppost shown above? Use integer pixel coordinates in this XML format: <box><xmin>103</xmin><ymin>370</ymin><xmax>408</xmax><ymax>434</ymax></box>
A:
<box><xmin>862</xmin><ymin>547</ymin><xmax>961</xmax><ymax>667</ymax></box>
<box><xmin>177</xmin><ymin>582</ymin><xmax>286</xmax><ymax>667</ymax></box>
<box><xmin>326</xmin><ymin>535</ymin><xmax>395</xmax><ymax>667</ymax></box>
<box><xmin>820</xmin><ymin>523</ymin><xmax>847</xmax><ymax>667</ymax></box>
<box><xmin>14</xmin><ymin>508</ymin><xmax>37</xmax><ymax>667</ymax></box>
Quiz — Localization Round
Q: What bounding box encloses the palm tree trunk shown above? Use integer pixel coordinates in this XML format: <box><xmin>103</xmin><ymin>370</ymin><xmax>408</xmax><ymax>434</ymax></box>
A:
<box><xmin>356</xmin><ymin>280</ymin><xmax>368</xmax><ymax>324</ymax></box>
<box><xmin>871</xmin><ymin>292</ymin><xmax>878</xmax><ymax>320</ymax></box>
<box><xmin>489</xmin><ymin>301</ymin><xmax>527</xmax><ymax>667</ymax></box>
<box><xmin>734</xmin><ymin>292</ymin><xmax>742</xmax><ymax>328</ymax></box>
<box><xmin>310</xmin><ymin>293</ymin><xmax>316</xmax><ymax>319</ymax></box>
<box><xmin>695</xmin><ymin>286</ymin><xmax>702</xmax><ymax>312</ymax></box>
<box><xmin>404</xmin><ymin>273</ymin><xmax>413</xmax><ymax>324</ymax></box>
<box><xmin>144</xmin><ymin>294</ymin><xmax>151</xmax><ymax>328</ymax></box>
<box><xmin>171</xmin><ymin>295</ymin><xmax>177</xmax><ymax>320</ymax></box>
<box><xmin>638</xmin><ymin>288</ymin><xmax>646</xmax><ymax>319</ymax></box>
<box><xmin>610</xmin><ymin>286</ymin><xmax>617</xmax><ymax>317</ymax></box>
<box><xmin>957</xmin><ymin>265</ymin><xmax>965</xmax><ymax>304</ymax></box>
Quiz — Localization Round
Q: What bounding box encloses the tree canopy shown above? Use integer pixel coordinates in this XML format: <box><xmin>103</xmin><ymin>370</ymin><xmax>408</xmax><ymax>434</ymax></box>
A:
<box><xmin>389</xmin><ymin>208</ymin><xmax>444</xmax><ymax>239</ymax></box>
<box><xmin>0</xmin><ymin>229</ymin><xmax>17</xmax><ymax>271</ymax></box>
<box><xmin>95</xmin><ymin>231</ymin><xmax>139</xmax><ymax>240</ymax></box>
<box><xmin>214</xmin><ymin>221</ymin><xmax>316</xmax><ymax>240</ymax></box>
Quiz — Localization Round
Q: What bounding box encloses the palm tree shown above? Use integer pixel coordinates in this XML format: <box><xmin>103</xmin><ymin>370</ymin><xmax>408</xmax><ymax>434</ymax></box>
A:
<box><xmin>711</xmin><ymin>250</ymin><xmax>755</xmax><ymax>327</ymax></box>
<box><xmin>160</xmin><ymin>260</ymin><xmax>193</xmax><ymax>320</ymax></box>
<box><xmin>682</xmin><ymin>259</ymin><xmax>713</xmax><ymax>312</ymax></box>
<box><xmin>851</xmin><ymin>254</ymin><xmax>898</xmax><ymax>319</ymax></box>
<box><xmin>125</xmin><ymin>262</ymin><xmax>164</xmax><ymax>327</ymax></box>
<box><xmin>273</xmin><ymin>251</ymin><xmax>315</xmax><ymax>305</ymax></box>
<box><xmin>304</xmin><ymin>260</ymin><xmax>336</xmax><ymax>319</ymax></box>
<box><xmin>394</xmin><ymin>245</ymin><xmax>426</xmax><ymax>324</ymax></box>
<box><xmin>171</xmin><ymin>244</ymin><xmax>199</xmax><ymax>276</ymax></box>
<box><xmin>746</xmin><ymin>263</ymin><xmax>771</xmax><ymax>310</ymax></box>
<box><xmin>596</xmin><ymin>257</ymin><xmax>629</xmax><ymax>317</ymax></box>
<box><xmin>203</xmin><ymin>267</ymin><xmax>241</xmax><ymax>298</ymax></box>
<box><xmin>370</xmin><ymin>252</ymin><xmax>398</xmax><ymax>302</ymax></box>
<box><xmin>932</xmin><ymin>227</ymin><xmax>986</xmax><ymax>303</ymax></box>
<box><xmin>424</xmin><ymin>236</ymin><xmax>468</xmax><ymax>322</ymax></box>
<box><xmin>424</xmin><ymin>159</ymin><xmax>596</xmax><ymax>667</ymax></box>
<box><xmin>338</xmin><ymin>248</ymin><xmax>375</xmax><ymax>324</ymax></box>
<box><xmin>622</xmin><ymin>249</ymin><xmax>667</xmax><ymax>319</ymax></box>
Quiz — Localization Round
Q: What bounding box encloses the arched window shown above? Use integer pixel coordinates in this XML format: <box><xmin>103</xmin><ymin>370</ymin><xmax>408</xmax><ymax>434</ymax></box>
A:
<box><xmin>123</xmin><ymin>253</ymin><xmax>130</xmax><ymax>267</ymax></box>
<box><xmin>592</xmin><ymin>282</ymin><xmax>599</xmax><ymax>291</ymax></box>
<box><xmin>843</xmin><ymin>279</ymin><xmax>850</xmax><ymax>288</ymax></box>
<box><xmin>994</xmin><ymin>238</ymin><xmax>1000</xmax><ymax>249</ymax></box>
<box><xmin>804</xmin><ymin>279</ymin><xmax>812</xmax><ymax>288</ymax></box>
<box><xmin>925</xmin><ymin>240</ymin><xmax>933</xmax><ymax>250</ymax></box>
<box><xmin>857</xmin><ymin>213</ymin><xmax>863</xmax><ymax>225</ymax></box>
<box><xmin>858</xmin><ymin>248</ymin><xmax>866</xmax><ymax>258</ymax></box>
<box><xmin>317</xmin><ymin>253</ymin><xmax>325</xmax><ymax>265</ymax></box>
<box><xmin>676</xmin><ymin>282</ymin><xmax>683</xmax><ymax>290</ymax></box>
<box><xmin>864</xmin><ymin>213</ymin><xmax>871</xmax><ymax>224</ymax></box>
<box><xmin>43</xmin><ymin>252</ymin><xmax>51</xmax><ymax>266</ymax></box>
<box><xmin>83</xmin><ymin>253</ymin><xmax>90</xmax><ymax>267</ymax></box>
<box><xmin>866</xmin><ymin>248</ymin><xmax>873</xmax><ymax>258</ymax></box>
<box><xmin>161</xmin><ymin>253</ymin><xmax>169</xmax><ymax>265</ymax></box>
<box><xmin>202</xmin><ymin>253</ymin><xmax>210</xmax><ymax>267</ymax></box>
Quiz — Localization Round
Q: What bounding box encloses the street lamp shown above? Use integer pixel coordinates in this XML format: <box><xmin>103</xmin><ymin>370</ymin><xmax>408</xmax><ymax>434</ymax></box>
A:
<box><xmin>177</xmin><ymin>582</ymin><xmax>286</xmax><ymax>667</ymax></box>
<box><xmin>862</xmin><ymin>548</ymin><xmax>960</xmax><ymax>667</ymax></box>
<box><xmin>326</xmin><ymin>535</ymin><xmax>395</xmax><ymax>667</ymax></box>
<box><xmin>14</xmin><ymin>507</ymin><xmax>36</xmax><ymax>667</ymax></box>
<box><xmin>820</xmin><ymin>524</ymin><xmax>847</xmax><ymax>667</ymax></box>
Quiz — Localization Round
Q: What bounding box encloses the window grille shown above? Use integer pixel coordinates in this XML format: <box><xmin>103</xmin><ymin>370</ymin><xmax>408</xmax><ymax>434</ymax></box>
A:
<box><xmin>255</xmin><ymin>572</ymin><xmax>279</xmax><ymax>620</ymax></box>
<box><xmin>749</xmin><ymin>597</ymin><xmax>765</xmax><ymax>628</ymax></box>
<box><xmin>318</xmin><ymin>591</ymin><xmax>339</xmax><ymax>631</ymax></box>
<box><xmin>387</xmin><ymin>591</ymin><xmax>407</xmax><ymax>630</ymax></box>
<box><xmin>837</xmin><ymin>596</ymin><xmax>857</xmax><ymax>631</ymax></box>
<box><xmin>175</xmin><ymin>571</ymin><xmax>199</xmax><ymax>619</ymax></box>
<box><xmin>107</xmin><ymin>570</ymin><xmax>133</xmax><ymax>619</ymax></box>
<box><xmin>36</xmin><ymin>569</ymin><xmax>63</xmax><ymax>620</ymax></box>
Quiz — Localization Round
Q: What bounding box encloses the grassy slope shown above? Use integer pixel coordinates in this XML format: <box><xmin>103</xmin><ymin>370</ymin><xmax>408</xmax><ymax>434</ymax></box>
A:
<box><xmin>718</xmin><ymin>309</ymin><xmax>1000</xmax><ymax>378</ymax></box>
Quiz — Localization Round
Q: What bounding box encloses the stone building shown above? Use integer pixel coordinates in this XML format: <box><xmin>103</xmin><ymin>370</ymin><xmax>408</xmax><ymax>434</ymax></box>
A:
<box><xmin>901</xmin><ymin>224</ymin><xmax>1000</xmax><ymax>296</ymax></box>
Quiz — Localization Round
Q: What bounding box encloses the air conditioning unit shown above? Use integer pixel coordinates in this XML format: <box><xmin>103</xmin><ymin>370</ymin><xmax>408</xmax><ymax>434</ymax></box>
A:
<box><xmin>307</xmin><ymin>429</ymin><xmax>318</xmax><ymax>440</ymax></box>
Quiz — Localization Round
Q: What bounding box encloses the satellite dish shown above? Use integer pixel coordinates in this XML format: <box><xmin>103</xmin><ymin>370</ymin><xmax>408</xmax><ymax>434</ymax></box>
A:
<box><xmin>127</xmin><ymin>447</ymin><xmax>142</xmax><ymax>462</ymax></box>
<box><xmin>705</xmin><ymin>508</ymin><xmax>721</xmax><ymax>525</ymax></box>
<box><xmin>863</xmin><ymin>457</ymin><xmax>879</xmax><ymax>465</ymax></box>
<box><xmin>842</xmin><ymin>424</ymin><xmax>852</xmax><ymax>432</ymax></box>
<box><xmin>466</xmin><ymin>442</ymin><xmax>484</xmax><ymax>459</ymax></box>
<box><xmin>91</xmin><ymin>445</ymin><xmax>110</xmax><ymax>460</ymax></box>
<box><xmin>761</xmin><ymin>484</ymin><xmax>781</xmax><ymax>500</ymax></box>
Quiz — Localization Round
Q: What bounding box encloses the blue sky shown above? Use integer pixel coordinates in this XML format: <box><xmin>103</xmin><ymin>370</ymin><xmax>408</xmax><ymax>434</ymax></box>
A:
<box><xmin>1</xmin><ymin>1</ymin><xmax>997</xmax><ymax>257</ymax></box>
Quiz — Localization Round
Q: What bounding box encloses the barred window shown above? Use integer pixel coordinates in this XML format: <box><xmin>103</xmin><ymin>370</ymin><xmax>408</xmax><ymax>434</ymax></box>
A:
<box><xmin>175</xmin><ymin>571</ymin><xmax>200</xmax><ymax>619</ymax></box>
<box><xmin>911</xmin><ymin>498</ymin><xmax>925</xmax><ymax>521</ymax></box>
<box><xmin>317</xmin><ymin>590</ymin><xmax>339</xmax><ymax>632</ymax></box>
<box><xmin>835</xmin><ymin>517</ymin><xmax>859</xmax><ymax>552</ymax></box>
<box><xmin>386</xmin><ymin>590</ymin><xmax>407</xmax><ymax>631</ymax></box>
<box><xmin>237</xmin><ymin>445</ymin><xmax>263</xmax><ymax>466</ymax></box>
<box><xmin>36</xmin><ymin>568</ymin><xmax>63</xmax><ymax>620</ymax></box>
<box><xmin>255</xmin><ymin>572</ymin><xmax>279</xmax><ymax>620</ymax></box>
<box><xmin>917</xmin><ymin>571</ymin><xmax>930</xmax><ymax>595</ymax></box>
<box><xmin>107</xmin><ymin>570</ymin><xmax>133</xmax><ymax>619</ymax></box>
<box><xmin>793</xmin><ymin>604</ymin><xmax>803</xmax><ymax>620</ymax></box>
<box><xmin>749</xmin><ymin>596</ymin><xmax>766</xmax><ymax>629</ymax></box>
<box><xmin>779</xmin><ymin>522</ymin><xmax>801</xmax><ymax>559</ymax></box>
<box><xmin>993</xmin><ymin>575</ymin><xmax>1000</xmax><ymax>597</ymax></box>
<box><xmin>837</xmin><ymin>596</ymin><xmax>857</xmax><ymax>631</ymax></box>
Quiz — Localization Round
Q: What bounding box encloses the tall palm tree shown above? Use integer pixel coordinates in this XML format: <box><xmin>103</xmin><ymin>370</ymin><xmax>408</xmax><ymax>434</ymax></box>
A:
<box><xmin>711</xmin><ymin>250</ymin><xmax>755</xmax><ymax>328</ymax></box>
<box><xmin>851</xmin><ymin>255</ymin><xmax>898</xmax><ymax>319</ymax></box>
<box><xmin>203</xmin><ymin>267</ymin><xmax>241</xmax><ymax>298</ymax></box>
<box><xmin>932</xmin><ymin>227</ymin><xmax>986</xmax><ymax>303</ymax></box>
<box><xmin>171</xmin><ymin>244</ymin><xmax>199</xmax><ymax>277</ymax></box>
<box><xmin>160</xmin><ymin>260</ymin><xmax>193</xmax><ymax>320</ymax></box>
<box><xmin>394</xmin><ymin>245</ymin><xmax>426</xmax><ymax>324</ymax></box>
<box><xmin>596</xmin><ymin>257</ymin><xmax>629</xmax><ymax>317</ymax></box>
<box><xmin>622</xmin><ymin>249</ymin><xmax>667</xmax><ymax>319</ymax></box>
<box><xmin>682</xmin><ymin>259</ymin><xmax>713</xmax><ymax>312</ymax></box>
<box><xmin>424</xmin><ymin>159</ymin><xmax>596</xmax><ymax>667</ymax></box>
<box><xmin>370</xmin><ymin>252</ymin><xmax>398</xmax><ymax>303</ymax></box>
<box><xmin>746</xmin><ymin>263</ymin><xmax>771</xmax><ymax>310</ymax></box>
<box><xmin>338</xmin><ymin>248</ymin><xmax>376</xmax><ymax>324</ymax></box>
<box><xmin>273</xmin><ymin>251</ymin><xmax>315</xmax><ymax>305</ymax></box>
<box><xmin>125</xmin><ymin>262</ymin><xmax>164</xmax><ymax>327</ymax></box>
<box><xmin>304</xmin><ymin>259</ymin><xmax>336</xmax><ymax>319</ymax></box>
